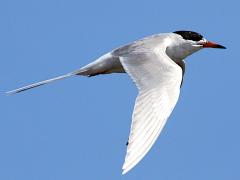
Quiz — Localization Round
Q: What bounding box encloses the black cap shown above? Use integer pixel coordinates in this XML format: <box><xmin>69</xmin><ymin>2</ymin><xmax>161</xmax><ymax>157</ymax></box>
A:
<box><xmin>173</xmin><ymin>31</ymin><xmax>203</xmax><ymax>41</ymax></box>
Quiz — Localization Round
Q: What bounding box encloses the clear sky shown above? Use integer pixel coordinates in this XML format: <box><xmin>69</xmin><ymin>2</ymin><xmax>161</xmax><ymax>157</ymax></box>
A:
<box><xmin>1</xmin><ymin>0</ymin><xmax>239</xmax><ymax>179</ymax></box>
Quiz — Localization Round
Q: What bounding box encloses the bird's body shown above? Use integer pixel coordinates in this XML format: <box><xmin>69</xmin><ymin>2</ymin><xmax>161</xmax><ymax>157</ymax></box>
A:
<box><xmin>75</xmin><ymin>33</ymin><xmax>196</xmax><ymax>77</ymax></box>
<box><xmin>7</xmin><ymin>31</ymin><xmax>226</xmax><ymax>174</ymax></box>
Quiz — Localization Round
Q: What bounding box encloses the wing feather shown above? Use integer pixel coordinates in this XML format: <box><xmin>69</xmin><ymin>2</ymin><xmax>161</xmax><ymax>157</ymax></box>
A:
<box><xmin>119</xmin><ymin>49</ymin><xmax>182</xmax><ymax>174</ymax></box>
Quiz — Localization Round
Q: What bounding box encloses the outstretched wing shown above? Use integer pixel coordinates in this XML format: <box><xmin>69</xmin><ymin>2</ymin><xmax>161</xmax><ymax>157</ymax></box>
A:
<box><xmin>119</xmin><ymin>49</ymin><xmax>183</xmax><ymax>174</ymax></box>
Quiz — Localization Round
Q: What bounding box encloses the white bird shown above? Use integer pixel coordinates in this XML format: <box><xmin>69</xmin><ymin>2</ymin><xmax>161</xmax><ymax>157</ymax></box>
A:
<box><xmin>7</xmin><ymin>31</ymin><xmax>226</xmax><ymax>174</ymax></box>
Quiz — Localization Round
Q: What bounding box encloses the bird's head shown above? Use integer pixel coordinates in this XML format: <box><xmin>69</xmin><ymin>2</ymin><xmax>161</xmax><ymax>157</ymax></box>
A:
<box><xmin>166</xmin><ymin>30</ymin><xmax>226</xmax><ymax>61</ymax></box>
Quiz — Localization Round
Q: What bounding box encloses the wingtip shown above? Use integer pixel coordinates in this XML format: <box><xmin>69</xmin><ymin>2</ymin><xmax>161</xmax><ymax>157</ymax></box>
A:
<box><xmin>122</xmin><ymin>169</ymin><xmax>128</xmax><ymax>175</ymax></box>
<box><xmin>122</xmin><ymin>162</ymin><xmax>132</xmax><ymax>175</ymax></box>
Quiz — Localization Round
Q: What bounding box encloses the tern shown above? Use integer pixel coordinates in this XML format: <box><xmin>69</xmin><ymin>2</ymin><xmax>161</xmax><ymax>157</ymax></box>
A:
<box><xmin>7</xmin><ymin>31</ymin><xmax>226</xmax><ymax>174</ymax></box>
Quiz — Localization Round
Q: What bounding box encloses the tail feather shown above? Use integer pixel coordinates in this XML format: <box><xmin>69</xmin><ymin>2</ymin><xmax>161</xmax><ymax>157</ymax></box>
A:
<box><xmin>6</xmin><ymin>53</ymin><xmax>117</xmax><ymax>95</ymax></box>
<box><xmin>6</xmin><ymin>73</ymin><xmax>74</xmax><ymax>95</ymax></box>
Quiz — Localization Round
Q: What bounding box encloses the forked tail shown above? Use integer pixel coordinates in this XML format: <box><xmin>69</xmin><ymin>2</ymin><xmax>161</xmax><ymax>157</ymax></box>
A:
<box><xmin>6</xmin><ymin>53</ymin><xmax>120</xmax><ymax>95</ymax></box>
<box><xmin>6</xmin><ymin>73</ymin><xmax>75</xmax><ymax>95</ymax></box>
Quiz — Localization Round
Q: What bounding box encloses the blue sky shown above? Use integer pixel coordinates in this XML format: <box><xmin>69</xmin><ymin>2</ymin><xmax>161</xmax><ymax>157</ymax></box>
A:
<box><xmin>1</xmin><ymin>0</ymin><xmax>239</xmax><ymax>179</ymax></box>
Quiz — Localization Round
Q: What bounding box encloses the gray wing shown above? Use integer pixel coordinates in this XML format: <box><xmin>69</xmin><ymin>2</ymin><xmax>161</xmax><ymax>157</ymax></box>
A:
<box><xmin>119</xmin><ymin>48</ymin><xmax>183</xmax><ymax>174</ymax></box>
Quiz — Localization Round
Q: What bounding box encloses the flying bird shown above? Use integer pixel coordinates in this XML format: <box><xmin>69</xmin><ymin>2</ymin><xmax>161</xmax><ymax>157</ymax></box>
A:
<box><xmin>7</xmin><ymin>31</ymin><xmax>226</xmax><ymax>174</ymax></box>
